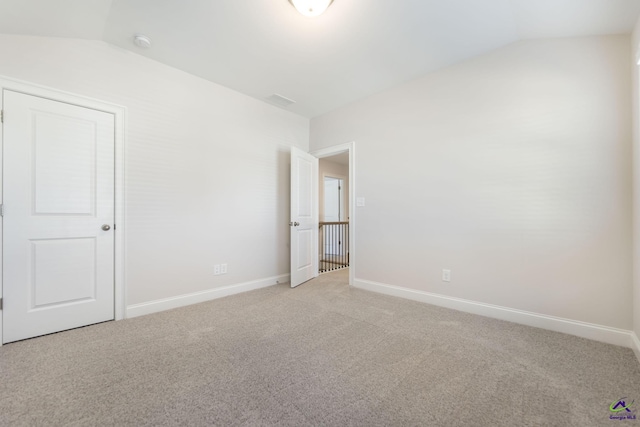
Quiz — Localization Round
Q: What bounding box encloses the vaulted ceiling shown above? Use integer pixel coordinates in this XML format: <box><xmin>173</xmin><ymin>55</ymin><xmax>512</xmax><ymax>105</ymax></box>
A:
<box><xmin>1</xmin><ymin>0</ymin><xmax>639</xmax><ymax>117</ymax></box>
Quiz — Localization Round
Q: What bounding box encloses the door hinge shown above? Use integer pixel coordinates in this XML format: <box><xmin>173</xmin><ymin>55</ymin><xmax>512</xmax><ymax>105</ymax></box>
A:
<box><xmin>1</xmin><ymin>110</ymin><xmax>3</xmax><ymax>123</ymax></box>
<box><xmin>0</xmin><ymin>298</ymin><xmax>3</xmax><ymax>310</ymax></box>
<box><xmin>0</xmin><ymin>204</ymin><xmax>3</xmax><ymax>217</ymax></box>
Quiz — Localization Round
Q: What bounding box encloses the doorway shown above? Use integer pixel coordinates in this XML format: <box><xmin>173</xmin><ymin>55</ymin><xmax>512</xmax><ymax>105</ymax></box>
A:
<box><xmin>319</xmin><ymin>154</ymin><xmax>349</xmax><ymax>273</ymax></box>
<box><xmin>312</xmin><ymin>143</ymin><xmax>355</xmax><ymax>285</ymax></box>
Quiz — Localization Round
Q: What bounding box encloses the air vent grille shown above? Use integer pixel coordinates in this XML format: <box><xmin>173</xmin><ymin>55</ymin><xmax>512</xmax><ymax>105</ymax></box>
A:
<box><xmin>265</xmin><ymin>93</ymin><xmax>296</xmax><ymax>108</ymax></box>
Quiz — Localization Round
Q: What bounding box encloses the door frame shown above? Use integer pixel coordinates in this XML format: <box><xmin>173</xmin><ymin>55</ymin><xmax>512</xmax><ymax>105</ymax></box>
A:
<box><xmin>0</xmin><ymin>76</ymin><xmax>127</xmax><ymax>346</ymax></box>
<box><xmin>311</xmin><ymin>142</ymin><xmax>355</xmax><ymax>286</ymax></box>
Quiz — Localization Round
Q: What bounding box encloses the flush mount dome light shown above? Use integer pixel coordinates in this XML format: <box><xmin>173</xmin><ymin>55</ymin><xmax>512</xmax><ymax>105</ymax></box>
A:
<box><xmin>288</xmin><ymin>0</ymin><xmax>334</xmax><ymax>17</ymax></box>
<box><xmin>133</xmin><ymin>34</ymin><xmax>152</xmax><ymax>49</ymax></box>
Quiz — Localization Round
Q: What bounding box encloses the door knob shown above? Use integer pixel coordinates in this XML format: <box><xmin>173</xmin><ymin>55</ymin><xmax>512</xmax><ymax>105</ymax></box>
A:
<box><xmin>289</xmin><ymin>222</ymin><xmax>300</xmax><ymax>227</ymax></box>
<box><xmin>101</xmin><ymin>224</ymin><xmax>111</xmax><ymax>231</ymax></box>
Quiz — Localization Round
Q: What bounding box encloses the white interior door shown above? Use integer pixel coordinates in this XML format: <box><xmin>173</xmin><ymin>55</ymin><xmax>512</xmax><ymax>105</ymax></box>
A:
<box><xmin>323</xmin><ymin>177</ymin><xmax>344</xmax><ymax>256</ymax></box>
<box><xmin>290</xmin><ymin>147</ymin><xmax>318</xmax><ymax>288</ymax></box>
<box><xmin>3</xmin><ymin>90</ymin><xmax>115</xmax><ymax>343</ymax></box>
<box><xmin>324</xmin><ymin>177</ymin><xmax>341</xmax><ymax>222</ymax></box>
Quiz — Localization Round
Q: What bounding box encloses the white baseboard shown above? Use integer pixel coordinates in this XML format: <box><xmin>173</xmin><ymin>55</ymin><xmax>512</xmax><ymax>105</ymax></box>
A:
<box><xmin>632</xmin><ymin>332</ymin><xmax>640</xmax><ymax>364</ymax></box>
<box><xmin>126</xmin><ymin>274</ymin><xmax>289</xmax><ymax>318</ymax></box>
<box><xmin>353</xmin><ymin>278</ymin><xmax>634</xmax><ymax>349</ymax></box>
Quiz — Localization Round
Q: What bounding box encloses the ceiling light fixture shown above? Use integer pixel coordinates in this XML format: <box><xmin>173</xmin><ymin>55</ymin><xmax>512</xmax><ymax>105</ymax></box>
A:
<box><xmin>133</xmin><ymin>34</ymin><xmax>152</xmax><ymax>49</ymax></box>
<box><xmin>288</xmin><ymin>0</ymin><xmax>334</xmax><ymax>17</ymax></box>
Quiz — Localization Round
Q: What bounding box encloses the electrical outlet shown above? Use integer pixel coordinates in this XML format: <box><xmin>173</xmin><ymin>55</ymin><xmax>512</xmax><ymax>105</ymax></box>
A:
<box><xmin>221</xmin><ymin>263</ymin><xmax>227</xmax><ymax>274</ymax></box>
<box><xmin>442</xmin><ymin>269</ymin><xmax>451</xmax><ymax>282</ymax></box>
<box><xmin>214</xmin><ymin>264</ymin><xmax>221</xmax><ymax>275</ymax></box>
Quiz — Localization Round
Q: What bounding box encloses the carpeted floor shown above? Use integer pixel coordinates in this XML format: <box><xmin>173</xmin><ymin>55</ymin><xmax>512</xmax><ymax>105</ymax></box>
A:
<box><xmin>1</xmin><ymin>269</ymin><xmax>639</xmax><ymax>426</ymax></box>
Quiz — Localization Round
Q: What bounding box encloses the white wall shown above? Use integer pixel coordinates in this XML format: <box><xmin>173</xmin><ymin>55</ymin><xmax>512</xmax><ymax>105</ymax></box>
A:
<box><xmin>633</xmin><ymin>20</ymin><xmax>640</xmax><ymax>341</ymax></box>
<box><xmin>318</xmin><ymin>158</ymin><xmax>349</xmax><ymax>222</ymax></box>
<box><xmin>311</xmin><ymin>35</ymin><xmax>633</xmax><ymax>330</ymax></box>
<box><xmin>0</xmin><ymin>35</ymin><xmax>308</xmax><ymax>306</ymax></box>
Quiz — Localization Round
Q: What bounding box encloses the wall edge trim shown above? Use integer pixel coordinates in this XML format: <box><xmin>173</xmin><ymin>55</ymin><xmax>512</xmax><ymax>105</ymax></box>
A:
<box><xmin>353</xmin><ymin>278</ymin><xmax>633</xmax><ymax>349</ymax></box>
<box><xmin>126</xmin><ymin>274</ymin><xmax>289</xmax><ymax>318</ymax></box>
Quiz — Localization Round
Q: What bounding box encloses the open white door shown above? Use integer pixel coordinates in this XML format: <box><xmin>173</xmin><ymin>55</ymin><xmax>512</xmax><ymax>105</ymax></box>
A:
<box><xmin>2</xmin><ymin>90</ymin><xmax>115</xmax><ymax>343</ymax></box>
<box><xmin>290</xmin><ymin>147</ymin><xmax>318</xmax><ymax>288</ymax></box>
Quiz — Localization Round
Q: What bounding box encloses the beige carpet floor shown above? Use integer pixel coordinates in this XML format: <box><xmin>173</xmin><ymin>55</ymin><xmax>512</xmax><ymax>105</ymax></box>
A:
<box><xmin>1</xmin><ymin>269</ymin><xmax>639</xmax><ymax>426</ymax></box>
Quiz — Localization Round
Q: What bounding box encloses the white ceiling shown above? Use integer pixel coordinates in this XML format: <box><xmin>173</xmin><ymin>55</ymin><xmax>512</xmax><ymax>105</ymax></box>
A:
<box><xmin>0</xmin><ymin>0</ymin><xmax>639</xmax><ymax>118</ymax></box>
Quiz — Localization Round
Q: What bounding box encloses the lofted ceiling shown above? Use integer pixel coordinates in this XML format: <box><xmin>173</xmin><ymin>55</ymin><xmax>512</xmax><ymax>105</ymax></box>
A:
<box><xmin>0</xmin><ymin>0</ymin><xmax>639</xmax><ymax>118</ymax></box>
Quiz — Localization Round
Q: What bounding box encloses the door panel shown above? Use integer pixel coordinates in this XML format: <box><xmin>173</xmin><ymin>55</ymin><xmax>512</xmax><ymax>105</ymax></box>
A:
<box><xmin>295</xmin><ymin>228</ymin><xmax>312</xmax><ymax>271</ymax></box>
<box><xmin>31</xmin><ymin>238</ymin><xmax>97</xmax><ymax>308</ymax></box>
<box><xmin>290</xmin><ymin>147</ymin><xmax>318</xmax><ymax>288</ymax></box>
<box><xmin>3</xmin><ymin>90</ymin><xmax>115</xmax><ymax>343</ymax></box>
<box><xmin>33</xmin><ymin>112</ymin><xmax>97</xmax><ymax>215</ymax></box>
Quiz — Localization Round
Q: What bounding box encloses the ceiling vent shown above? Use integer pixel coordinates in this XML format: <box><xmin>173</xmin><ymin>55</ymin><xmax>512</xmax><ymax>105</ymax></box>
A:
<box><xmin>265</xmin><ymin>93</ymin><xmax>296</xmax><ymax>108</ymax></box>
